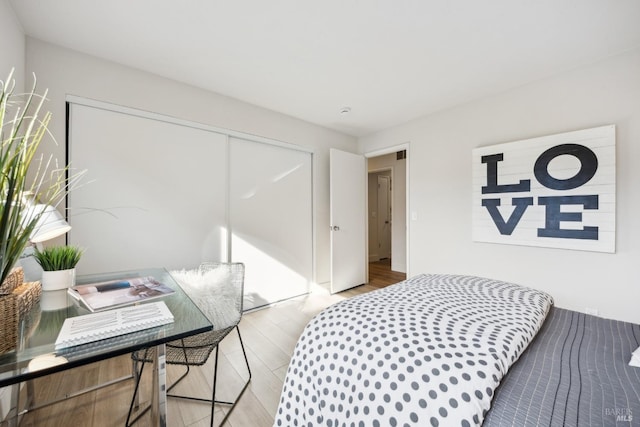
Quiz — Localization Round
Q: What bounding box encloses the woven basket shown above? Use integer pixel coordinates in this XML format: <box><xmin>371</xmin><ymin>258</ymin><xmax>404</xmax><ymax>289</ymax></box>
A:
<box><xmin>0</xmin><ymin>267</ymin><xmax>24</xmax><ymax>295</ymax></box>
<box><xmin>0</xmin><ymin>268</ymin><xmax>38</xmax><ymax>355</ymax></box>
<box><xmin>0</xmin><ymin>294</ymin><xmax>18</xmax><ymax>355</ymax></box>
<box><xmin>13</xmin><ymin>281</ymin><xmax>42</xmax><ymax>317</ymax></box>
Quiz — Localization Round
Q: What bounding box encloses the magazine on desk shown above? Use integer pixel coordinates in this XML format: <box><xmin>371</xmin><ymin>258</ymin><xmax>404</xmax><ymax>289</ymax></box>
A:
<box><xmin>55</xmin><ymin>301</ymin><xmax>175</xmax><ymax>349</ymax></box>
<box><xmin>68</xmin><ymin>276</ymin><xmax>175</xmax><ymax>312</ymax></box>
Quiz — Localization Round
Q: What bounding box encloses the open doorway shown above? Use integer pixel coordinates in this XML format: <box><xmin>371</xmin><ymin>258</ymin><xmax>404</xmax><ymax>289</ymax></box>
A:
<box><xmin>367</xmin><ymin>149</ymin><xmax>408</xmax><ymax>286</ymax></box>
<box><xmin>368</xmin><ymin>170</ymin><xmax>392</xmax><ymax>262</ymax></box>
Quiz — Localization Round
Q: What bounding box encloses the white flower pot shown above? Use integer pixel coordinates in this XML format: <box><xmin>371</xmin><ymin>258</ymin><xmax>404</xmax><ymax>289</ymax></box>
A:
<box><xmin>41</xmin><ymin>268</ymin><xmax>76</xmax><ymax>291</ymax></box>
<box><xmin>40</xmin><ymin>289</ymin><xmax>72</xmax><ymax>310</ymax></box>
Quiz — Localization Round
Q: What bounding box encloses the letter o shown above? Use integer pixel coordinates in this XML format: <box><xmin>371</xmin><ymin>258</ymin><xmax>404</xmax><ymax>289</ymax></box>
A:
<box><xmin>534</xmin><ymin>143</ymin><xmax>598</xmax><ymax>190</ymax></box>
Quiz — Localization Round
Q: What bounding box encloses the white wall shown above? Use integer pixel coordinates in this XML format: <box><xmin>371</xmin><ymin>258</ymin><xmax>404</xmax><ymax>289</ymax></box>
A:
<box><xmin>359</xmin><ymin>48</ymin><xmax>640</xmax><ymax>324</ymax></box>
<box><xmin>0</xmin><ymin>0</ymin><xmax>24</xmax><ymax>91</ymax></box>
<box><xmin>25</xmin><ymin>37</ymin><xmax>357</xmax><ymax>288</ymax></box>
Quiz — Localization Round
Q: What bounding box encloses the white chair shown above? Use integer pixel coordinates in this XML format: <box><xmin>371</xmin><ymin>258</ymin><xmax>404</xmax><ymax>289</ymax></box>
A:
<box><xmin>126</xmin><ymin>262</ymin><xmax>251</xmax><ymax>426</ymax></box>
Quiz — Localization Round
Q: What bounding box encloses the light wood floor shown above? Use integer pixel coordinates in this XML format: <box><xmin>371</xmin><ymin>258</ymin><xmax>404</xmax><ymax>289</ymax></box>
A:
<box><xmin>367</xmin><ymin>258</ymin><xmax>406</xmax><ymax>288</ymax></box>
<box><xmin>10</xmin><ymin>262</ymin><xmax>405</xmax><ymax>427</ymax></box>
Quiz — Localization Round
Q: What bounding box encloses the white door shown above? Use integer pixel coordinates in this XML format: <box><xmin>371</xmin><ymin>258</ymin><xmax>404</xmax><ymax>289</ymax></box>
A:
<box><xmin>377</xmin><ymin>175</ymin><xmax>392</xmax><ymax>259</ymax></box>
<box><xmin>68</xmin><ymin>102</ymin><xmax>228</xmax><ymax>274</ymax></box>
<box><xmin>230</xmin><ymin>137</ymin><xmax>313</xmax><ymax>310</ymax></box>
<box><xmin>330</xmin><ymin>148</ymin><xmax>366</xmax><ymax>293</ymax></box>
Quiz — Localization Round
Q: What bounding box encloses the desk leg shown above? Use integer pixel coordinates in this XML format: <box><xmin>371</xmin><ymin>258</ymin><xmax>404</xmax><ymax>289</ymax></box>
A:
<box><xmin>151</xmin><ymin>343</ymin><xmax>167</xmax><ymax>427</ymax></box>
<box><xmin>7</xmin><ymin>382</ymin><xmax>19</xmax><ymax>427</ymax></box>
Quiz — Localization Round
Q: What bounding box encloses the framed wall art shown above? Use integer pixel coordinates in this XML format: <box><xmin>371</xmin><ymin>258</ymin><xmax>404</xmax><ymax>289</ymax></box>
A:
<box><xmin>472</xmin><ymin>125</ymin><xmax>615</xmax><ymax>253</ymax></box>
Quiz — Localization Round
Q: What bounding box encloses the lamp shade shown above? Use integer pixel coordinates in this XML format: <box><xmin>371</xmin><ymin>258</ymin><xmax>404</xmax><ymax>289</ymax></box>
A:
<box><xmin>27</xmin><ymin>204</ymin><xmax>71</xmax><ymax>243</ymax></box>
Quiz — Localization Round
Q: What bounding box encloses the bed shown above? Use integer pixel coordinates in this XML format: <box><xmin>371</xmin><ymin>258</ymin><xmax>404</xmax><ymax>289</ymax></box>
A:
<box><xmin>274</xmin><ymin>274</ymin><xmax>640</xmax><ymax>426</ymax></box>
<box><xmin>483</xmin><ymin>306</ymin><xmax>640</xmax><ymax>426</ymax></box>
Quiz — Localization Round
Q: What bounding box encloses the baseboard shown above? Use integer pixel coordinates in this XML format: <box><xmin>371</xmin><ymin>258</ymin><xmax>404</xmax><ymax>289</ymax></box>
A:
<box><xmin>310</xmin><ymin>281</ymin><xmax>331</xmax><ymax>295</ymax></box>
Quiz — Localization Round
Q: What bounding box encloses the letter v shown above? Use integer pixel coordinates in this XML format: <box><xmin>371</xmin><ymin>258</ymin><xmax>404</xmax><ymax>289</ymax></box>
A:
<box><xmin>482</xmin><ymin>198</ymin><xmax>534</xmax><ymax>235</ymax></box>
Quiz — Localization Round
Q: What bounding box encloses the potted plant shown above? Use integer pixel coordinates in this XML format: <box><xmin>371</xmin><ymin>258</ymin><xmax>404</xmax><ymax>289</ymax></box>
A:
<box><xmin>33</xmin><ymin>245</ymin><xmax>84</xmax><ymax>291</ymax></box>
<box><xmin>0</xmin><ymin>68</ymin><xmax>85</xmax><ymax>354</ymax></box>
<box><xmin>0</xmin><ymin>68</ymin><xmax>85</xmax><ymax>287</ymax></box>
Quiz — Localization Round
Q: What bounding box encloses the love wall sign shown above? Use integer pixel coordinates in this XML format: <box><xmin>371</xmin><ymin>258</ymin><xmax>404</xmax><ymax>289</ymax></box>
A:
<box><xmin>472</xmin><ymin>125</ymin><xmax>615</xmax><ymax>253</ymax></box>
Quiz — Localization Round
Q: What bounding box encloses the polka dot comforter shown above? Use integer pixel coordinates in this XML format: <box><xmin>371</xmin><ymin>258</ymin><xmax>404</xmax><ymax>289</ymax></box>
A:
<box><xmin>274</xmin><ymin>274</ymin><xmax>554</xmax><ymax>427</ymax></box>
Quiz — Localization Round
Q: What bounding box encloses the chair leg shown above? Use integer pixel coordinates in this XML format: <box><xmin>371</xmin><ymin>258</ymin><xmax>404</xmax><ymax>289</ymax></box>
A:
<box><xmin>130</xmin><ymin>327</ymin><xmax>252</xmax><ymax>426</ymax></box>
<box><xmin>237</xmin><ymin>325</ymin><xmax>252</xmax><ymax>381</ymax></box>
<box><xmin>131</xmin><ymin>358</ymin><xmax>139</xmax><ymax>410</ymax></box>
<box><xmin>210</xmin><ymin>345</ymin><xmax>220</xmax><ymax>427</ymax></box>
<box><xmin>126</xmin><ymin>358</ymin><xmax>148</xmax><ymax>427</ymax></box>
<box><xmin>213</xmin><ymin>325</ymin><xmax>252</xmax><ymax>426</ymax></box>
<box><xmin>167</xmin><ymin>340</ymin><xmax>191</xmax><ymax>394</ymax></box>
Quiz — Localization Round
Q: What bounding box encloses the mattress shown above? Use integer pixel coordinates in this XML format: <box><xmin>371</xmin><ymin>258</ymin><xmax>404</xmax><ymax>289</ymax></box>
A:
<box><xmin>483</xmin><ymin>307</ymin><xmax>640</xmax><ymax>426</ymax></box>
<box><xmin>274</xmin><ymin>274</ymin><xmax>554</xmax><ymax>427</ymax></box>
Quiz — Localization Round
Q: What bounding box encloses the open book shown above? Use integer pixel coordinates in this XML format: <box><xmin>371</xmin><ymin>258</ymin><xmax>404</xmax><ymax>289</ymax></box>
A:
<box><xmin>68</xmin><ymin>276</ymin><xmax>175</xmax><ymax>312</ymax></box>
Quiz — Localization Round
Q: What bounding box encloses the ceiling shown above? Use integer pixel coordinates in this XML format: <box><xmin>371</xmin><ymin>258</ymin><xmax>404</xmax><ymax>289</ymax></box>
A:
<box><xmin>9</xmin><ymin>1</ymin><xmax>640</xmax><ymax>137</ymax></box>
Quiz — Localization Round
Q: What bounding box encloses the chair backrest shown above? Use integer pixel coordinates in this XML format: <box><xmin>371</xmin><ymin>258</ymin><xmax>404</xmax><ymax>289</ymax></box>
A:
<box><xmin>170</xmin><ymin>262</ymin><xmax>245</xmax><ymax>330</ymax></box>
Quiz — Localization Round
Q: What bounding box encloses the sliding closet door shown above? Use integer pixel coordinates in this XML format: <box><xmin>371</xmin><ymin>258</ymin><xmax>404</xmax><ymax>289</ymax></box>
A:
<box><xmin>68</xmin><ymin>103</ymin><xmax>228</xmax><ymax>274</ymax></box>
<box><xmin>229</xmin><ymin>137</ymin><xmax>313</xmax><ymax>310</ymax></box>
<box><xmin>68</xmin><ymin>100</ymin><xmax>313</xmax><ymax>309</ymax></box>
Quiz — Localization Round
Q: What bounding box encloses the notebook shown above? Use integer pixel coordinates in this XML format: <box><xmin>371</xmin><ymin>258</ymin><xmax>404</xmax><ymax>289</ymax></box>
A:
<box><xmin>55</xmin><ymin>301</ymin><xmax>174</xmax><ymax>349</ymax></box>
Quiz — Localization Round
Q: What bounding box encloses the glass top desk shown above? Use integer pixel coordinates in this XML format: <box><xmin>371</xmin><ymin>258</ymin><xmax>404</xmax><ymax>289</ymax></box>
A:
<box><xmin>0</xmin><ymin>268</ymin><xmax>212</xmax><ymax>426</ymax></box>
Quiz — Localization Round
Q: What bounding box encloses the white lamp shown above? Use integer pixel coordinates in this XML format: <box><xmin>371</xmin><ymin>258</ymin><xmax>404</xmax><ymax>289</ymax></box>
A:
<box><xmin>20</xmin><ymin>203</ymin><xmax>72</xmax><ymax>282</ymax></box>
<box><xmin>27</xmin><ymin>204</ymin><xmax>71</xmax><ymax>244</ymax></box>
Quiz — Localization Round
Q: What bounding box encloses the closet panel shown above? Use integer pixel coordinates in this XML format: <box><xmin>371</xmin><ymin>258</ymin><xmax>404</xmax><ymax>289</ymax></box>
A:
<box><xmin>68</xmin><ymin>103</ymin><xmax>228</xmax><ymax>274</ymax></box>
<box><xmin>229</xmin><ymin>137</ymin><xmax>313</xmax><ymax>310</ymax></box>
